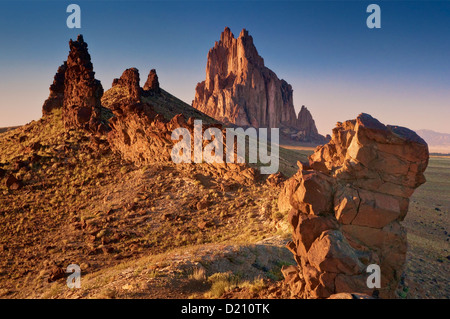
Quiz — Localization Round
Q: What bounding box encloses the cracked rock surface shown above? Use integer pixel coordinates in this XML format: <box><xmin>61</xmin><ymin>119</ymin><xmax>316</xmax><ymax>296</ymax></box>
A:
<box><xmin>279</xmin><ymin>113</ymin><xmax>429</xmax><ymax>298</ymax></box>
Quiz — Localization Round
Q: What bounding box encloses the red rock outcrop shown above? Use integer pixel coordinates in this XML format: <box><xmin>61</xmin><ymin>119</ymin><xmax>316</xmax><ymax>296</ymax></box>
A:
<box><xmin>291</xmin><ymin>105</ymin><xmax>327</xmax><ymax>143</ymax></box>
<box><xmin>112</xmin><ymin>68</ymin><xmax>141</xmax><ymax>102</ymax></box>
<box><xmin>297</xmin><ymin>106</ymin><xmax>318</xmax><ymax>136</ymax></box>
<box><xmin>193</xmin><ymin>27</ymin><xmax>298</xmax><ymax>129</ymax></box>
<box><xmin>107</xmin><ymin>101</ymin><xmax>257</xmax><ymax>186</ymax></box>
<box><xmin>42</xmin><ymin>62</ymin><xmax>67</xmax><ymax>116</ymax></box>
<box><xmin>143</xmin><ymin>69</ymin><xmax>161</xmax><ymax>95</ymax></box>
<box><xmin>279</xmin><ymin>113</ymin><xmax>429</xmax><ymax>298</ymax></box>
<box><xmin>62</xmin><ymin>35</ymin><xmax>104</xmax><ymax>131</ymax></box>
<box><xmin>5</xmin><ymin>174</ymin><xmax>22</xmax><ymax>190</ymax></box>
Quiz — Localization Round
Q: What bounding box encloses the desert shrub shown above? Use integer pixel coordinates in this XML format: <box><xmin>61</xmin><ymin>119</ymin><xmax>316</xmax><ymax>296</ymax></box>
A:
<box><xmin>206</xmin><ymin>272</ymin><xmax>240</xmax><ymax>298</ymax></box>
<box><xmin>188</xmin><ymin>266</ymin><xmax>206</xmax><ymax>282</ymax></box>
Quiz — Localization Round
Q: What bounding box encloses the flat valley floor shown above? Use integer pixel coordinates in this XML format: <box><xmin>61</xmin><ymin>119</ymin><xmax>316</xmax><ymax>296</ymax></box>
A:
<box><xmin>403</xmin><ymin>156</ymin><xmax>450</xmax><ymax>298</ymax></box>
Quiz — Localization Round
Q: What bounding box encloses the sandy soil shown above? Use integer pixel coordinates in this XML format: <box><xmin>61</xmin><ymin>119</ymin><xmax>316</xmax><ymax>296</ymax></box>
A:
<box><xmin>402</xmin><ymin>156</ymin><xmax>450</xmax><ymax>299</ymax></box>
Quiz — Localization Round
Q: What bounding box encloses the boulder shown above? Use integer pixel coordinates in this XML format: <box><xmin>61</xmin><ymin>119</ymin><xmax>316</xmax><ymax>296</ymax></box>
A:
<box><xmin>48</xmin><ymin>266</ymin><xmax>65</xmax><ymax>283</ymax></box>
<box><xmin>280</xmin><ymin>113</ymin><xmax>429</xmax><ymax>298</ymax></box>
<box><xmin>328</xmin><ymin>292</ymin><xmax>373</xmax><ymax>299</ymax></box>
<box><xmin>266</xmin><ymin>172</ymin><xmax>285</xmax><ymax>187</ymax></box>
<box><xmin>290</xmin><ymin>170</ymin><xmax>334</xmax><ymax>215</ymax></box>
<box><xmin>281</xmin><ymin>265</ymin><xmax>304</xmax><ymax>297</ymax></box>
<box><xmin>288</xmin><ymin>210</ymin><xmax>338</xmax><ymax>256</ymax></box>
<box><xmin>307</xmin><ymin>230</ymin><xmax>365</xmax><ymax>275</ymax></box>
<box><xmin>5</xmin><ymin>174</ymin><xmax>22</xmax><ymax>190</ymax></box>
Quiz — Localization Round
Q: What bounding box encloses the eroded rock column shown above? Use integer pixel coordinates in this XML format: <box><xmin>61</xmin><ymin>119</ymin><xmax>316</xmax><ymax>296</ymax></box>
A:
<box><xmin>42</xmin><ymin>62</ymin><xmax>67</xmax><ymax>116</ymax></box>
<box><xmin>279</xmin><ymin>113</ymin><xmax>429</xmax><ymax>298</ymax></box>
<box><xmin>63</xmin><ymin>35</ymin><xmax>104</xmax><ymax>131</ymax></box>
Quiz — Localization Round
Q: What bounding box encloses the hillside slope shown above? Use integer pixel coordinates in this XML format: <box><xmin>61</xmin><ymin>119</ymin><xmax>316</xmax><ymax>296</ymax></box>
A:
<box><xmin>0</xmin><ymin>105</ymin><xmax>302</xmax><ymax>298</ymax></box>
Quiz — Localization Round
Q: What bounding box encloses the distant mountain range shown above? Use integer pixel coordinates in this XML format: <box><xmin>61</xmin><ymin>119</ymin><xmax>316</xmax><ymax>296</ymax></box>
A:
<box><xmin>416</xmin><ymin>129</ymin><xmax>450</xmax><ymax>154</ymax></box>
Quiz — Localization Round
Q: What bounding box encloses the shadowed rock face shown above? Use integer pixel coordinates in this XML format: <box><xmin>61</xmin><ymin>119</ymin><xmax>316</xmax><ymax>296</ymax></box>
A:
<box><xmin>193</xmin><ymin>27</ymin><xmax>298</xmax><ymax>129</ymax></box>
<box><xmin>297</xmin><ymin>106</ymin><xmax>318</xmax><ymax>135</ymax></box>
<box><xmin>143</xmin><ymin>69</ymin><xmax>161</xmax><ymax>95</ymax></box>
<box><xmin>291</xmin><ymin>105</ymin><xmax>326</xmax><ymax>143</ymax></box>
<box><xmin>62</xmin><ymin>35</ymin><xmax>104</xmax><ymax>131</ymax></box>
<box><xmin>279</xmin><ymin>113</ymin><xmax>429</xmax><ymax>299</ymax></box>
<box><xmin>42</xmin><ymin>62</ymin><xmax>67</xmax><ymax>116</ymax></box>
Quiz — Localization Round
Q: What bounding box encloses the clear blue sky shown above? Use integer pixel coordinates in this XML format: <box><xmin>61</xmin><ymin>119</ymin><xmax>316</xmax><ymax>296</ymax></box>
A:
<box><xmin>0</xmin><ymin>0</ymin><xmax>449</xmax><ymax>135</ymax></box>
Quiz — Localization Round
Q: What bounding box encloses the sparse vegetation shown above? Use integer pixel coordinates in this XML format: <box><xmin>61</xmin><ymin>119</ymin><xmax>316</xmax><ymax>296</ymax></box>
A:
<box><xmin>1</xmin><ymin>104</ymin><xmax>448</xmax><ymax>299</ymax></box>
<box><xmin>204</xmin><ymin>272</ymin><xmax>269</xmax><ymax>298</ymax></box>
<box><xmin>206</xmin><ymin>272</ymin><xmax>241</xmax><ymax>298</ymax></box>
<box><xmin>0</xmin><ymin>110</ymin><xmax>293</xmax><ymax>298</ymax></box>
<box><xmin>188</xmin><ymin>267</ymin><xmax>207</xmax><ymax>282</ymax></box>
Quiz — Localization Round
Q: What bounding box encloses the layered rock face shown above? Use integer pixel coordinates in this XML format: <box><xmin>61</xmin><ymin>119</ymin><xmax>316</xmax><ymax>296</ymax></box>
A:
<box><xmin>62</xmin><ymin>35</ymin><xmax>104</xmax><ymax>131</ymax></box>
<box><xmin>108</xmin><ymin>101</ymin><xmax>257</xmax><ymax>186</ymax></box>
<box><xmin>143</xmin><ymin>69</ymin><xmax>161</xmax><ymax>95</ymax></box>
<box><xmin>279</xmin><ymin>113</ymin><xmax>429</xmax><ymax>298</ymax></box>
<box><xmin>193</xmin><ymin>27</ymin><xmax>298</xmax><ymax>129</ymax></box>
<box><xmin>112</xmin><ymin>68</ymin><xmax>141</xmax><ymax>102</ymax></box>
<box><xmin>42</xmin><ymin>62</ymin><xmax>67</xmax><ymax>116</ymax></box>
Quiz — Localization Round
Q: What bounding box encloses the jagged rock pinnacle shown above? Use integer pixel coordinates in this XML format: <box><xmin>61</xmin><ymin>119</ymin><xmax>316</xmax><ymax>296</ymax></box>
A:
<box><xmin>193</xmin><ymin>27</ymin><xmax>295</xmax><ymax>128</ymax></box>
